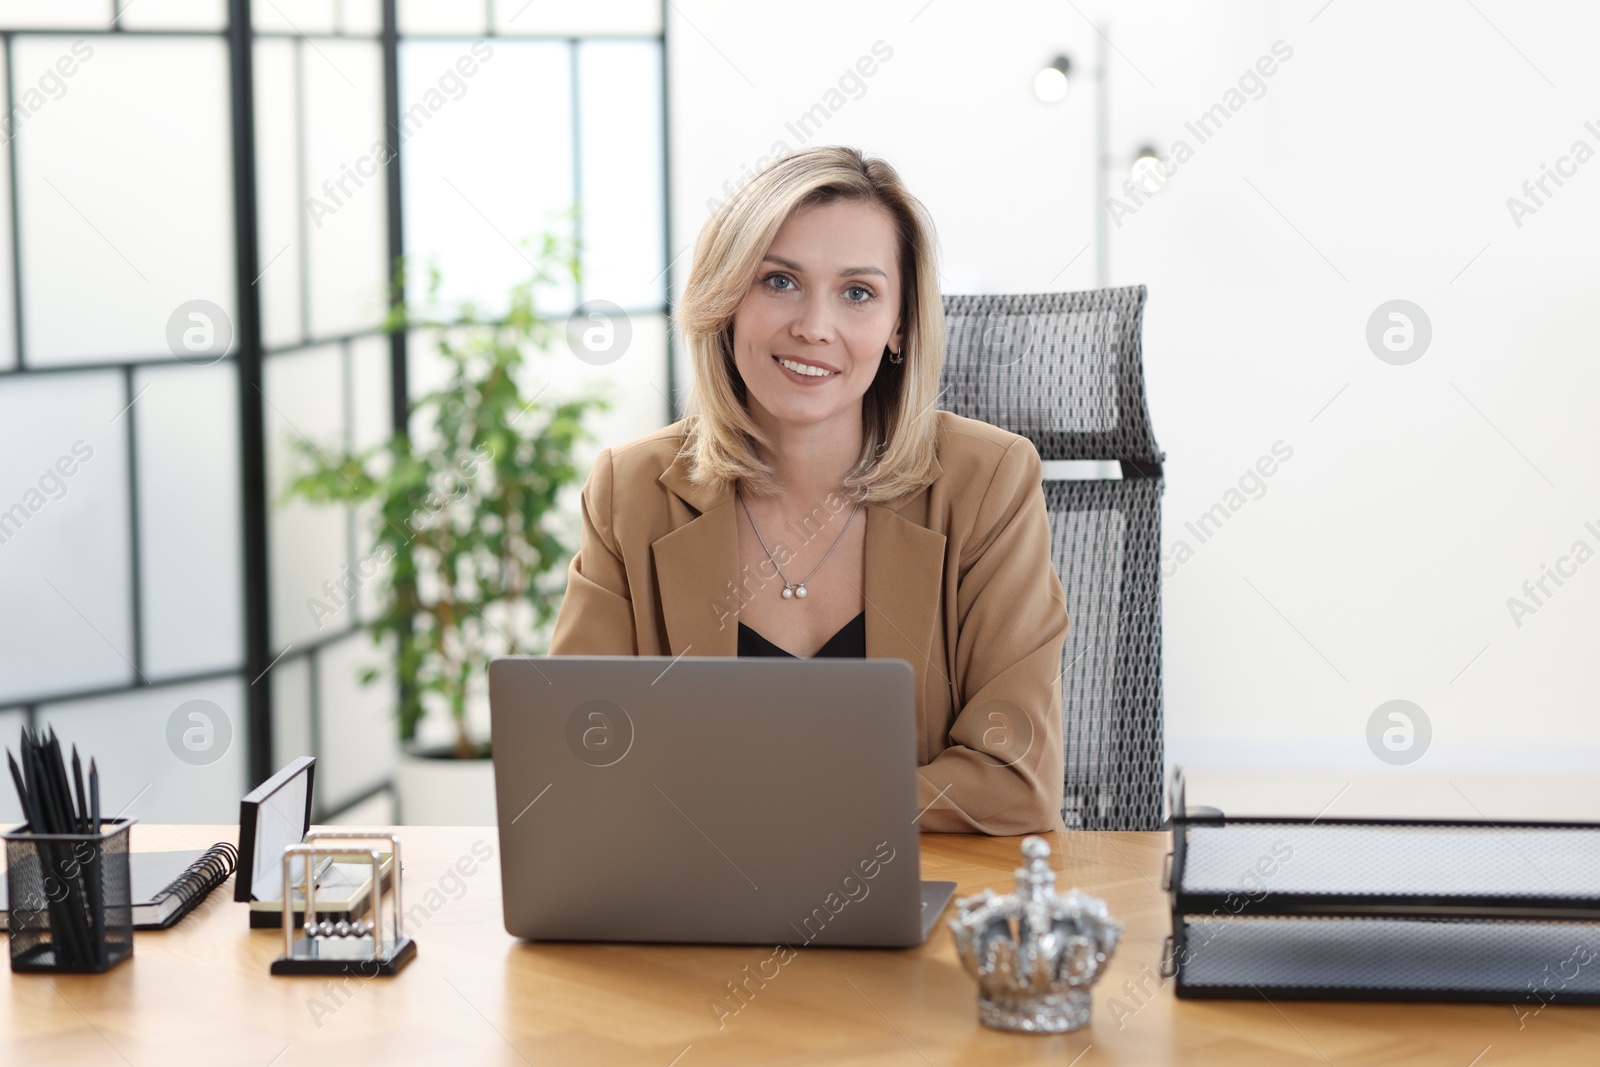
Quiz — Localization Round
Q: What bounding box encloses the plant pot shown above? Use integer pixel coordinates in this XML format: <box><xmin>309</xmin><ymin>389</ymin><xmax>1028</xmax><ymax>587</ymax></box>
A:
<box><xmin>394</xmin><ymin>743</ymin><xmax>497</xmax><ymax>826</ymax></box>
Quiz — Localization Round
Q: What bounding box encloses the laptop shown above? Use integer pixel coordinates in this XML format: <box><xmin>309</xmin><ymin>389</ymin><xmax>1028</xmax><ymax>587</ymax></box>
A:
<box><xmin>488</xmin><ymin>655</ymin><xmax>957</xmax><ymax>947</ymax></box>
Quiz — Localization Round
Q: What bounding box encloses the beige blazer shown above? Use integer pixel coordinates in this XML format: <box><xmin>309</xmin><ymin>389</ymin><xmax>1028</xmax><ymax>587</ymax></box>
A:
<box><xmin>548</xmin><ymin>410</ymin><xmax>1070</xmax><ymax>835</ymax></box>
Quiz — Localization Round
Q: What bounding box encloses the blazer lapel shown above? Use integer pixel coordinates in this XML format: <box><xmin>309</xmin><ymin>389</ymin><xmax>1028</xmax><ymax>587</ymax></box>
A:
<box><xmin>653</xmin><ymin>457</ymin><xmax>738</xmax><ymax>657</ymax></box>
<box><xmin>652</xmin><ymin>447</ymin><xmax>945</xmax><ymax>662</ymax></box>
<box><xmin>861</xmin><ymin>504</ymin><xmax>945</xmax><ymax>666</ymax></box>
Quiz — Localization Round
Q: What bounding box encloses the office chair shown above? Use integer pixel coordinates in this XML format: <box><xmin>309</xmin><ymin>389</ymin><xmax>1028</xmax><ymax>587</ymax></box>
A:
<box><xmin>940</xmin><ymin>285</ymin><xmax>1165</xmax><ymax>831</ymax></box>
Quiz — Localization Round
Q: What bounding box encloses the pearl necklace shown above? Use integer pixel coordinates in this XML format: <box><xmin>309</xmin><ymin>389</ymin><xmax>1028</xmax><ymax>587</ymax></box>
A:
<box><xmin>737</xmin><ymin>487</ymin><xmax>863</xmax><ymax>600</ymax></box>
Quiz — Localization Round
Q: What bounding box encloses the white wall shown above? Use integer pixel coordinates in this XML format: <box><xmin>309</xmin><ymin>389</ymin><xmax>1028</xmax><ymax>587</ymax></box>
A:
<box><xmin>666</xmin><ymin>0</ymin><xmax>1600</xmax><ymax>781</ymax></box>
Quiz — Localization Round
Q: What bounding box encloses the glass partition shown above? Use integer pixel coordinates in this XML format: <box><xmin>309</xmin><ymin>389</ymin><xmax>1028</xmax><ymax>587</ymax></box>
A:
<box><xmin>0</xmin><ymin>3</ymin><xmax>669</xmax><ymax>821</ymax></box>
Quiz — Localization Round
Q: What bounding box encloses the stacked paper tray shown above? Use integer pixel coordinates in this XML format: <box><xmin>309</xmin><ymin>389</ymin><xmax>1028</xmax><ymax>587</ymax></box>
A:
<box><xmin>1162</xmin><ymin>783</ymin><xmax>1600</xmax><ymax>1005</ymax></box>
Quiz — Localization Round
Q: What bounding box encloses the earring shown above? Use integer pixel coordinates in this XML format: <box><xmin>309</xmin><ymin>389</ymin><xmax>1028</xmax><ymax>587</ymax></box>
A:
<box><xmin>887</xmin><ymin>346</ymin><xmax>904</xmax><ymax>365</ymax></box>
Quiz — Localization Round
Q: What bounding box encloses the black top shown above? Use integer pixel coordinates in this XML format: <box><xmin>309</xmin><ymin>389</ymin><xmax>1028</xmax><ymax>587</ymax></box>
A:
<box><xmin>738</xmin><ymin>610</ymin><xmax>866</xmax><ymax>658</ymax></box>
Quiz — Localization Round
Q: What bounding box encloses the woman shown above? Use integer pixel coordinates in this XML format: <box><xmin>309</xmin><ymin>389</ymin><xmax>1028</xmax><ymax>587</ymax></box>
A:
<box><xmin>549</xmin><ymin>146</ymin><xmax>1069</xmax><ymax>835</ymax></box>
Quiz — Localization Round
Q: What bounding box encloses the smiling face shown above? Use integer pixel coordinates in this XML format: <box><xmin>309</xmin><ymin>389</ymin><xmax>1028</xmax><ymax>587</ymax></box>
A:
<box><xmin>730</xmin><ymin>198</ymin><xmax>904</xmax><ymax>434</ymax></box>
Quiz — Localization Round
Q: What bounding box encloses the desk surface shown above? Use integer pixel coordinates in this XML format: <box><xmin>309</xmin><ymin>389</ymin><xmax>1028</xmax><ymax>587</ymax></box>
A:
<box><xmin>3</xmin><ymin>825</ymin><xmax>1595</xmax><ymax>1066</ymax></box>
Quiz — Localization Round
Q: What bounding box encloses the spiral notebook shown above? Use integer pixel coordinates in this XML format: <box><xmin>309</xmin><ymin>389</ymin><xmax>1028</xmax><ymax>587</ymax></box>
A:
<box><xmin>0</xmin><ymin>841</ymin><xmax>238</xmax><ymax>930</ymax></box>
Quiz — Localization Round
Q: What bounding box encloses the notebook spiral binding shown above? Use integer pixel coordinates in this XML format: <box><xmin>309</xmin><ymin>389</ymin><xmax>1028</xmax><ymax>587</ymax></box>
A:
<box><xmin>150</xmin><ymin>841</ymin><xmax>239</xmax><ymax>915</ymax></box>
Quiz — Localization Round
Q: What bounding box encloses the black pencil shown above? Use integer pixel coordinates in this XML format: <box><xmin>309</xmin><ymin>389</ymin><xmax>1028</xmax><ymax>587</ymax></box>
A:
<box><xmin>60</xmin><ymin>738</ymin><xmax>99</xmax><ymax>959</ymax></box>
<box><xmin>50</xmin><ymin>736</ymin><xmax>94</xmax><ymax>967</ymax></box>
<box><xmin>89</xmin><ymin>759</ymin><xmax>105</xmax><ymax>968</ymax></box>
<box><xmin>71</xmin><ymin>746</ymin><xmax>87</xmax><ymax>835</ymax></box>
<box><xmin>6</xmin><ymin>751</ymin><xmax>28</xmax><ymax>828</ymax></box>
<box><xmin>69</xmin><ymin>742</ymin><xmax>100</xmax><ymax>954</ymax></box>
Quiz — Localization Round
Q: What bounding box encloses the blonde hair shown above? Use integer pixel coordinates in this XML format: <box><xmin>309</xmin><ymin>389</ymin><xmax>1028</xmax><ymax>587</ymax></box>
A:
<box><xmin>675</xmin><ymin>145</ymin><xmax>944</xmax><ymax>504</ymax></box>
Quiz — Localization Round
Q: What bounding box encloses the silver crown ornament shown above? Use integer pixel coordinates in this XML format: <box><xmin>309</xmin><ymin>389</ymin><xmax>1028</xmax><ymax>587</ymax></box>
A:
<box><xmin>948</xmin><ymin>836</ymin><xmax>1123</xmax><ymax>1033</ymax></box>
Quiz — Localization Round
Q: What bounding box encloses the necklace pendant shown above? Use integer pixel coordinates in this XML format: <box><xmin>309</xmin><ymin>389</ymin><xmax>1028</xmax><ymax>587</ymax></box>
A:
<box><xmin>794</xmin><ymin>583</ymin><xmax>807</xmax><ymax>599</ymax></box>
<box><xmin>781</xmin><ymin>585</ymin><xmax>794</xmax><ymax>599</ymax></box>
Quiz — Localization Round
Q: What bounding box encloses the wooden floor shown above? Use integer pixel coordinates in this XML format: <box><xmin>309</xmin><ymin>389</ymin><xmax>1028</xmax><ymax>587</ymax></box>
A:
<box><xmin>3</xmin><ymin>824</ymin><xmax>1597</xmax><ymax>1066</ymax></box>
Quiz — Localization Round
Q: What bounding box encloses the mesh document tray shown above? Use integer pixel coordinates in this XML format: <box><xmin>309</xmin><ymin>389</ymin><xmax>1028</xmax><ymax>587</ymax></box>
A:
<box><xmin>1172</xmin><ymin>915</ymin><xmax>1600</xmax><ymax>1004</ymax></box>
<box><xmin>1161</xmin><ymin>770</ymin><xmax>1600</xmax><ymax>1004</ymax></box>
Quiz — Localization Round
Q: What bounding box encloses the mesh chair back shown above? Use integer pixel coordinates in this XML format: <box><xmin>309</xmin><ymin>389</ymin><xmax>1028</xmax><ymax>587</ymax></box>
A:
<box><xmin>940</xmin><ymin>286</ymin><xmax>1164</xmax><ymax>830</ymax></box>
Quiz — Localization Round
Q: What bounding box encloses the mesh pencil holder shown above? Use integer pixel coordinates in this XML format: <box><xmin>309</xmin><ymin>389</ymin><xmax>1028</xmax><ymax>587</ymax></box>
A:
<box><xmin>4</xmin><ymin>818</ymin><xmax>134</xmax><ymax>973</ymax></box>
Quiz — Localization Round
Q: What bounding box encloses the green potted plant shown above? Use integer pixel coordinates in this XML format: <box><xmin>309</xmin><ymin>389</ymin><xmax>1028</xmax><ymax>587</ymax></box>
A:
<box><xmin>282</xmin><ymin>231</ymin><xmax>612</xmax><ymax>823</ymax></box>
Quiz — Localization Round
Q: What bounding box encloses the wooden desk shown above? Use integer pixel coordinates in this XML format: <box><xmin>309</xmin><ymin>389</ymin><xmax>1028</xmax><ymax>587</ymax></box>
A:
<box><xmin>3</xmin><ymin>825</ymin><xmax>1595</xmax><ymax>1065</ymax></box>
